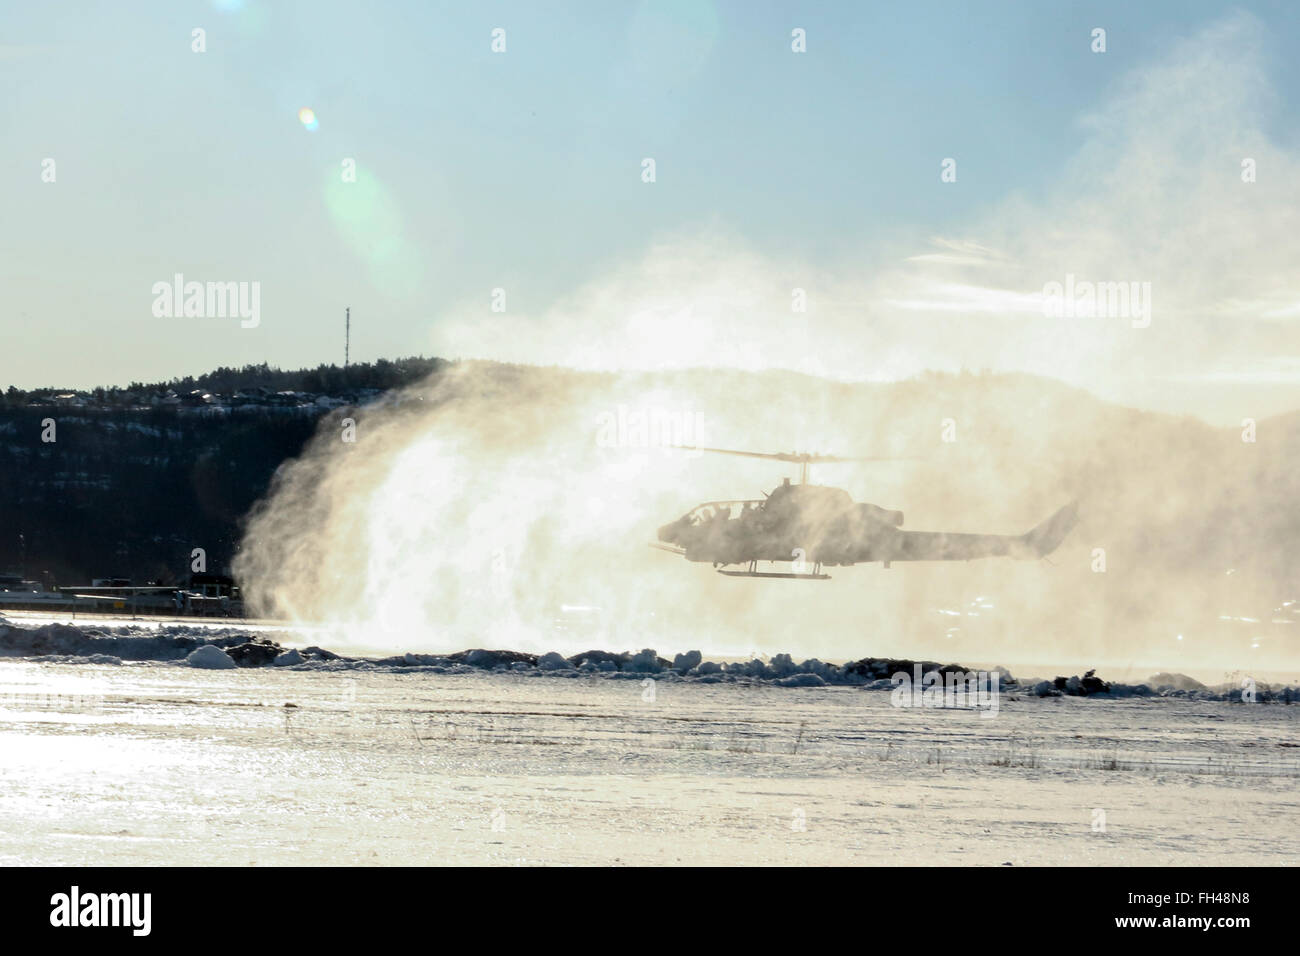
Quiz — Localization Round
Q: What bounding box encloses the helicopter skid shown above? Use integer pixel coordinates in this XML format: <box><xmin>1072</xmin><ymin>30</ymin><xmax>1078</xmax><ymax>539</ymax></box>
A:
<box><xmin>716</xmin><ymin>559</ymin><xmax>830</xmax><ymax>580</ymax></box>
<box><xmin>716</xmin><ymin>569</ymin><xmax>831</xmax><ymax>580</ymax></box>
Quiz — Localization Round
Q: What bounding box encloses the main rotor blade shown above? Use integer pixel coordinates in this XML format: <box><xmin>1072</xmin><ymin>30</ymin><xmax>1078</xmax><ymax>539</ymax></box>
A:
<box><xmin>673</xmin><ymin>445</ymin><xmax>918</xmax><ymax>464</ymax></box>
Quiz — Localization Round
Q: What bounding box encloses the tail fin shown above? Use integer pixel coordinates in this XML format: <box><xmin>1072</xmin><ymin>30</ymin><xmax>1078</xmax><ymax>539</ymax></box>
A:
<box><xmin>1020</xmin><ymin>501</ymin><xmax>1079</xmax><ymax>558</ymax></box>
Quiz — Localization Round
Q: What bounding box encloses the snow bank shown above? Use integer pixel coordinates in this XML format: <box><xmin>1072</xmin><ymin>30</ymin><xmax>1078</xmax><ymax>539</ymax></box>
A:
<box><xmin>1147</xmin><ymin>672</ymin><xmax>1207</xmax><ymax>692</ymax></box>
<box><xmin>186</xmin><ymin>645</ymin><xmax>237</xmax><ymax>669</ymax></box>
<box><xmin>0</xmin><ymin>621</ymin><xmax>305</xmax><ymax>667</ymax></box>
<box><xmin>3</xmin><ymin>621</ymin><xmax>1298</xmax><ymax>700</ymax></box>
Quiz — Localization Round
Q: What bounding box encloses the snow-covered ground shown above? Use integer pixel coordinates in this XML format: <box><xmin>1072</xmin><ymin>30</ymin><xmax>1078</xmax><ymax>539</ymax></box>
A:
<box><xmin>0</xmin><ymin>652</ymin><xmax>1296</xmax><ymax>865</ymax></box>
<box><xmin>0</xmin><ymin>608</ymin><xmax>324</xmax><ymax>638</ymax></box>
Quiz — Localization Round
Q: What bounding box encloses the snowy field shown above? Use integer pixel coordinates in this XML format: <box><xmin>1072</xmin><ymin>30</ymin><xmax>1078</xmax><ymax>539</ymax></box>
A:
<box><xmin>1</xmin><ymin>653</ymin><xmax>1297</xmax><ymax>866</ymax></box>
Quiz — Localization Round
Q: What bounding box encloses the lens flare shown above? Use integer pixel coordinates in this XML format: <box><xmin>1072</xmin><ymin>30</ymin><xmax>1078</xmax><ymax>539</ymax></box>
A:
<box><xmin>298</xmin><ymin>107</ymin><xmax>319</xmax><ymax>131</ymax></box>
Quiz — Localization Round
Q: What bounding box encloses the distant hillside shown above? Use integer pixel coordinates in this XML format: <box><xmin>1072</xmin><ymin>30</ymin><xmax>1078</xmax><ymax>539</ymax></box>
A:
<box><xmin>0</xmin><ymin>358</ymin><xmax>452</xmax><ymax>585</ymax></box>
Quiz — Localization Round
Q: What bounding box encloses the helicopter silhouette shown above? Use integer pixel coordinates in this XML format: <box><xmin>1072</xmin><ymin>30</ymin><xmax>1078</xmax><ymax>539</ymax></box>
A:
<box><xmin>653</xmin><ymin>447</ymin><xmax>1079</xmax><ymax>579</ymax></box>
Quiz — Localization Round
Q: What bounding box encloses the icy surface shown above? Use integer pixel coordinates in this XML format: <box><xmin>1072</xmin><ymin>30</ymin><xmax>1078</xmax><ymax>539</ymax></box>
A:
<box><xmin>0</xmin><ymin>658</ymin><xmax>1296</xmax><ymax>865</ymax></box>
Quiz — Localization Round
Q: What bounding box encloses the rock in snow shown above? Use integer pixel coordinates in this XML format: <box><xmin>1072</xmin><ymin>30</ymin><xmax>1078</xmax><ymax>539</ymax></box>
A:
<box><xmin>672</xmin><ymin>650</ymin><xmax>703</xmax><ymax>673</ymax></box>
<box><xmin>273</xmin><ymin>649</ymin><xmax>303</xmax><ymax>667</ymax></box>
<box><xmin>624</xmin><ymin>648</ymin><xmax>663</xmax><ymax>673</ymax></box>
<box><xmin>223</xmin><ymin>640</ymin><xmax>282</xmax><ymax>667</ymax></box>
<box><xmin>537</xmin><ymin>651</ymin><xmax>573</xmax><ymax>670</ymax></box>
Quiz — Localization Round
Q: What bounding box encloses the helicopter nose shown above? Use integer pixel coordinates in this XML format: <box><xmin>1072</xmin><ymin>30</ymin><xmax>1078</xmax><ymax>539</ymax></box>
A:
<box><xmin>658</xmin><ymin>516</ymin><xmax>688</xmax><ymax>542</ymax></box>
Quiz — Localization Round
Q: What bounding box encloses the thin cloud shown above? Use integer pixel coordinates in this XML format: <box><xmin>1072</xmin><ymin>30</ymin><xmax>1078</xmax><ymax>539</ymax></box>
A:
<box><xmin>433</xmin><ymin>12</ymin><xmax>1299</xmax><ymax>421</ymax></box>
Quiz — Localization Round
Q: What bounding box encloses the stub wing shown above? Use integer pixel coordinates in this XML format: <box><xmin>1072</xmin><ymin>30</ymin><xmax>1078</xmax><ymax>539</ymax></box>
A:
<box><xmin>881</xmin><ymin>501</ymin><xmax>1079</xmax><ymax>562</ymax></box>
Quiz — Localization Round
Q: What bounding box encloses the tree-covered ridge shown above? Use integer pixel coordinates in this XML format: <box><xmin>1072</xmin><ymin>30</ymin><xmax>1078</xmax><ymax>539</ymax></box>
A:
<box><xmin>2</xmin><ymin>356</ymin><xmax>449</xmax><ymax>407</ymax></box>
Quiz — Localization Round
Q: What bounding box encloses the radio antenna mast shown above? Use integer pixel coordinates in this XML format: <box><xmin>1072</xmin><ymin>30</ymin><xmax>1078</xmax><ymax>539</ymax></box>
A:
<box><xmin>344</xmin><ymin>307</ymin><xmax>350</xmax><ymax>368</ymax></box>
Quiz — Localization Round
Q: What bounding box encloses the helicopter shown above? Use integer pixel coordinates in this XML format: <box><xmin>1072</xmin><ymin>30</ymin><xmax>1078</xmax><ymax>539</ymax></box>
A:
<box><xmin>652</xmin><ymin>446</ymin><xmax>1079</xmax><ymax>579</ymax></box>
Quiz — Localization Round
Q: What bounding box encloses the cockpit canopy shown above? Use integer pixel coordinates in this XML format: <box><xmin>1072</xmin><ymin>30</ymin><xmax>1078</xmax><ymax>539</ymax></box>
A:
<box><xmin>684</xmin><ymin>500</ymin><xmax>763</xmax><ymax>525</ymax></box>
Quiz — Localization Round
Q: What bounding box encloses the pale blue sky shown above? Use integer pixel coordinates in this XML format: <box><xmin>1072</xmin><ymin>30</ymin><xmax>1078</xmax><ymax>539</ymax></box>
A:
<box><xmin>3</xmin><ymin>1</ymin><xmax>1299</xmax><ymax>420</ymax></box>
